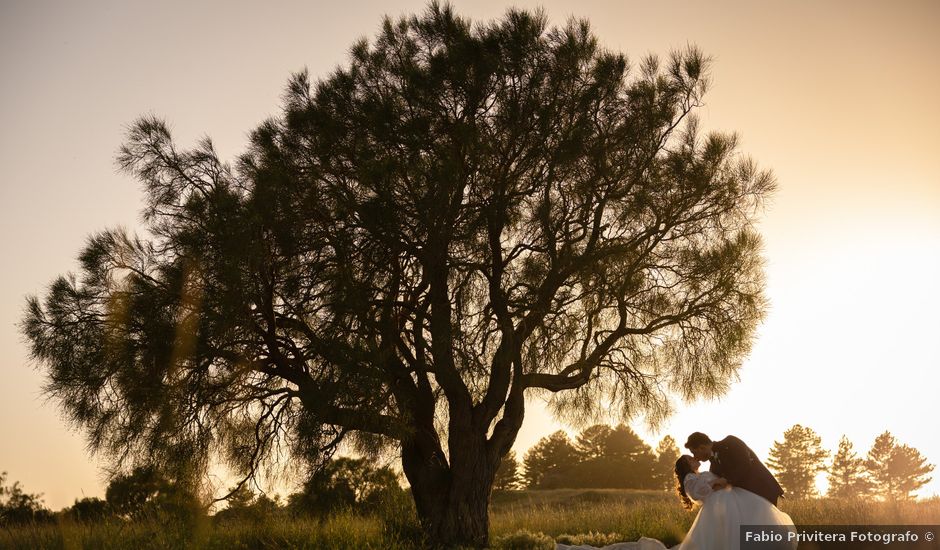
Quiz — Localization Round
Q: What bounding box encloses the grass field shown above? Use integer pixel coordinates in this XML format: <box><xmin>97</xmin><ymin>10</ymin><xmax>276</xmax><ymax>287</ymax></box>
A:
<box><xmin>3</xmin><ymin>489</ymin><xmax>939</xmax><ymax>549</ymax></box>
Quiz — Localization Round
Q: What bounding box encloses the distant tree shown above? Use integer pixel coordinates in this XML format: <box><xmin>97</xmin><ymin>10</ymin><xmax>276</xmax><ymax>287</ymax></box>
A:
<box><xmin>289</xmin><ymin>465</ymin><xmax>355</xmax><ymax>516</ymax></box>
<box><xmin>653</xmin><ymin>436</ymin><xmax>681</xmax><ymax>491</ymax></box>
<box><xmin>0</xmin><ymin>472</ymin><xmax>53</xmax><ymax>525</ymax></box>
<box><xmin>827</xmin><ymin>436</ymin><xmax>871</xmax><ymax>499</ymax></box>
<box><xmin>22</xmin><ymin>4</ymin><xmax>774</xmax><ymax>546</ymax></box>
<box><xmin>224</xmin><ymin>484</ymin><xmax>257</xmax><ymax>510</ymax></box>
<box><xmin>519</xmin><ymin>424</ymin><xmax>670</xmax><ymax>490</ymax></box>
<box><xmin>607</xmin><ymin>425</ymin><xmax>656</xmax><ymax>461</ymax></box>
<box><xmin>766</xmin><ymin>424</ymin><xmax>829</xmax><ymax>498</ymax></box>
<box><xmin>865</xmin><ymin>432</ymin><xmax>934</xmax><ymax>500</ymax></box>
<box><xmin>614</xmin><ymin>425</ymin><xmax>657</xmax><ymax>489</ymax></box>
<box><xmin>567</xmin><ymin>424</ymin><xmax>658</xmax><ymax>488</ymax></box>
<box><xmin>288</xmin><ymin>457</ymin><xmax>405</xmax><ymax>516</ymax></box>
<box><xmin>62</xmin><ymin>497</ymin><xmax>112</xmax><ymax>523</ymax></box>
<box><xmin>106</xmin><ymin>466</ymin><xmax>167</xmax><ymax>519</ymax></box>
<box><xmin>570</xmin><ymin>424</ymin><xmax>615</xmax><ymax>487</ymax></box>
<box><xmin>493</xmin><ymin>450</ymin><xmax>521</xmax><ymax>492</ymax></box>
<box><xmin>214</xmin><ymin>484</ymin><xmax>263</xmax><ymax>522</ymax></box>
<box><xmin>105</xmin><ymin>466</ymin><xmax>202</xmax><ymax>521</ymax></box>
<box><xmin>886</xmin><ymin>445</ymin><xmax>935</xmax><ymax>500</ymax></box>
<box><xmin>865</xmin><ymin>432</ymin><xmax>896</xmax><ymax>496</ymax></box>
<box><xmin>251</xmin><ymin>493</ymin><xmax>284</xmax><ymax>520</ymax></box>
<box><xmin>356</xmin><ymin>463</ymin><xmax>407</xmax><ymax>512</ymax></box>
<box><xmin>523</xmin><ymin>431</ymin><xmax>580</xmax><ymax>489</ymax></box>
<box><xmin>575</xmin><ymin>425</ymin><xmax>614</xmax><ymax>460</ymax></box>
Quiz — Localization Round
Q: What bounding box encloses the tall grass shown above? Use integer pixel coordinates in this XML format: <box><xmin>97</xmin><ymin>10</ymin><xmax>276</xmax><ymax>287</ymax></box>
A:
<box><xmin>3</xmin><ymin>491</ymin><xmax>938</xmax><ymax>549</ymax></box>
<box><xmin>0</xmin><ymin>515</ymin><xmax>399</xmax><ymax>550</ymax></box>
<box><xmin>780</xmin><ymin>496</ymin><xmax>940</xmax><ymax>525</ymax></box>
<box><xmin>491</xmin><ymin>489</ymin><xmax>691</xmax><ymax>547</ymax></box>
<box><xmin>491</xmin><ymin>491</ymin><xmax>940</xmax><ymax>548</ymax></box>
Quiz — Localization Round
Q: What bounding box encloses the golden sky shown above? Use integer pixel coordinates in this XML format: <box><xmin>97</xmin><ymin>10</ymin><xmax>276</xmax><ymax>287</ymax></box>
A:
<box><xmin>1</xmin><ymin>0</ymin><xmax>938</xmax><ymax>508</ymax></box>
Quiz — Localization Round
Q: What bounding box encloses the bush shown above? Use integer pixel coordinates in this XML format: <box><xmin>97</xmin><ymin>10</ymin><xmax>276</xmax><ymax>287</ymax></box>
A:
<box><xmin>61</xmin><ymin>497</ymin><xmax>112</xmax><ymax>523</ymax></box>
<box><xmin>214</xmin><ymin>492</ymin><xmax>284</xmax><ymax>524</ymax></box>
<box><xmin>492</xmin><ymin>529</ymin><xmax>555</xmax><ymax>550</ymax></box>
<box><xmin>555</xmin><ymin>531</ymin><xmax>622</xmax><ymax>546</ymax></box>
<box><xmin>0</xmin><ymin>472</ymin><xmax>54</xmax><ymax>525</ymax></box>
<box><xmin>288</xmin><ymin>457</ymin><xmax>408</xmax><ymax>517</ymax></box>
<box><xmin>105</xmin><ymin>466</ymin><xmax>204</xmax><ymax>525</ymax></box>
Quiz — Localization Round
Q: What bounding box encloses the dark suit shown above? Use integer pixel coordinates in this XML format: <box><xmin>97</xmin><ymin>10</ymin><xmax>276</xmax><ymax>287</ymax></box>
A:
<box><xmin>709</xmin><ymin>435</ymin><xmax>784</xmax><ymax>506</ymax></box>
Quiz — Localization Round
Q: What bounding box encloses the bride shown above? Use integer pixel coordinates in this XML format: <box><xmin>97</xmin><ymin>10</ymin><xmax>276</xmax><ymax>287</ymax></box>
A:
<box><xmin>555</xmin><ymin>455</ymin><xmax>797</xmax><ymax>550</ymax></box>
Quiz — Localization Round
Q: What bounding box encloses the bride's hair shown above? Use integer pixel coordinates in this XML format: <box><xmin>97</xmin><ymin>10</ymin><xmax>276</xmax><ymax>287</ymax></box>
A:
<box><xmin>675</xmin><ymin>455</ymin><xmax>695</xmax><ymax>510</ymax></box>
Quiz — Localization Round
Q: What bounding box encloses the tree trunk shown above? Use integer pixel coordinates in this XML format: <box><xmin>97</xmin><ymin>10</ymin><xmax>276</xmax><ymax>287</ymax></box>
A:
<box><xmin>402</xmin><ymin>431</ymin><xmax>496</xmax><ymax>548</ymax></box>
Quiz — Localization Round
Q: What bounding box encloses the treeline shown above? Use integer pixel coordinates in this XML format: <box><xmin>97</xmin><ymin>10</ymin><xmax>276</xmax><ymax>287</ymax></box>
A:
<box><xmin>0</xmin><ymin>458</ymin><xmax>409</xmax><ymax>527</ymax></box>
<box><xmin>2</xmin><ymin>425</ymin><xmax>934</xmax><ymax>526</ymax></box>
<box><xmin>767</xmin><ymin>425</ymin><xmax>934</xmax><ymax>500</ymax></box>
<box><xmin>494</xmin><ymin>424</ymin><xmax>934</xmax><ymax>501</ymax></box>
<box><xmin>495</xmin><ymin>424</ymin><xmax>680</xmax><ymax>491</ymax></box>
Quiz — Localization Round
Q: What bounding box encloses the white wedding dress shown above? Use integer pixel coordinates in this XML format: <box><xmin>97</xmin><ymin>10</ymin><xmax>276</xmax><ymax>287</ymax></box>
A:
<box><xmin>555</xmin><ymin>471</ymin><xmax>796</xmax><ymax>550</ymax></box>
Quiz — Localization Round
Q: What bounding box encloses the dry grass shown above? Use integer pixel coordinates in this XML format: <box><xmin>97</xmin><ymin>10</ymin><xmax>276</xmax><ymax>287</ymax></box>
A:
<box><xmin>2</xmin><ymin>490</ymin><xmax>938</xmax><ymax>549</ymax></box>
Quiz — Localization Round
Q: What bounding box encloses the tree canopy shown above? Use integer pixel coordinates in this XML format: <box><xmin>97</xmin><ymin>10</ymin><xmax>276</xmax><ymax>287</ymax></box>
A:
<box><xmin>22</xmin><ymin>3</ymin><xmax>774</xmax><ymax>546</ymax></box>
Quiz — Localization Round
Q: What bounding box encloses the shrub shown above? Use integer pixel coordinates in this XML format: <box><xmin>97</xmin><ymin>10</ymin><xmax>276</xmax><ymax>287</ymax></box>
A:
<box><xmin>492</xmin><ymin>529</ymin><xmax>555</xmax><ymax>550</ymax></box>
<box><xmin>0</xmin><ymin>472</ymin><xmax>54</xmax><ymax>525</ymax></box>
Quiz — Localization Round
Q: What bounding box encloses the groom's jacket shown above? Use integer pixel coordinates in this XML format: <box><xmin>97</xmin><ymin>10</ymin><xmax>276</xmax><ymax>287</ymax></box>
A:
<box><xmin>709</xmin><ymin>435</ymin><xmax>784</xmax><ymax>505</ymax></box>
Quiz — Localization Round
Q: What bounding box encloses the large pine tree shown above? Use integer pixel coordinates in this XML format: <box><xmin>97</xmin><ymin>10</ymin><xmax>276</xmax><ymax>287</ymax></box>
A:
<box><xmin>606</xmin><ymin>424</ymin><xmax>657</xmax><ymax>489</ymax></box>
<box><xmin>767</xmin><ymin>424</ymin><xmax>829</xmax><ymax>498</ymax></box>
<box><xmin>886</xmin><ymin>444</ymin><xmax>934</xmax><ymax>499</ymax></box>
<box><xmin>653</xmin><ymin>436</ymin><xmax>681</xmax><ymax>491</ymax></box>
<box><xmin>574</xmin><ymin>424</ymin><xmax>614</xmax><ymax>461</ymax></box>
<box><xmin>866</xmin><ymin>432</ymin><xmax>934</xmax><ymax>500</ymax></box>
<box><xmin>826</xmin><ymin>435</ymin><xmax>871</xmax><ymax>498</ymax></box>
<box><xmin>522</xmin><ymin>431</ymin><xmax>580</xmax><ymax>489</ymax></box>
<box><xmin>492</xmin><ymin>450</ymin><xmax>521</xmax><ymax>492</ymax></box>
<box><xmin>567</xmin><ymin>424</ymin><xmax>657</xmax><ymax>488</ymax></box>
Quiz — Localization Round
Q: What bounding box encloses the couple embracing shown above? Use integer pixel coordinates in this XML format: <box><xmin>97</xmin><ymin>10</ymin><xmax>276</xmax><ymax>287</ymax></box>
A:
<box><xmin>557</xmin><ymin>432</ymin><xmax>797</xmax><ymax>550</ymax></box>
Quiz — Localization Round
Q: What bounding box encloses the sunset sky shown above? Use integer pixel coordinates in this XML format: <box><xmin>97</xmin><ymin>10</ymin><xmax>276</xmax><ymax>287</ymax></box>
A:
<box><xmin>1</xmin><ymin>0</ymin><xmax>938</xmax><ymax>509</ymax></box>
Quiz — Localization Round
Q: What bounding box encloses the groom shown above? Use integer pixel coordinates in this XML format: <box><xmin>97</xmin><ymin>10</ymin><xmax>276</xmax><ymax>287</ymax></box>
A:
<box><xmin>685</xmin><ymin>432</ymin><xmax>785</xmax><ymax>506</ymax></box>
